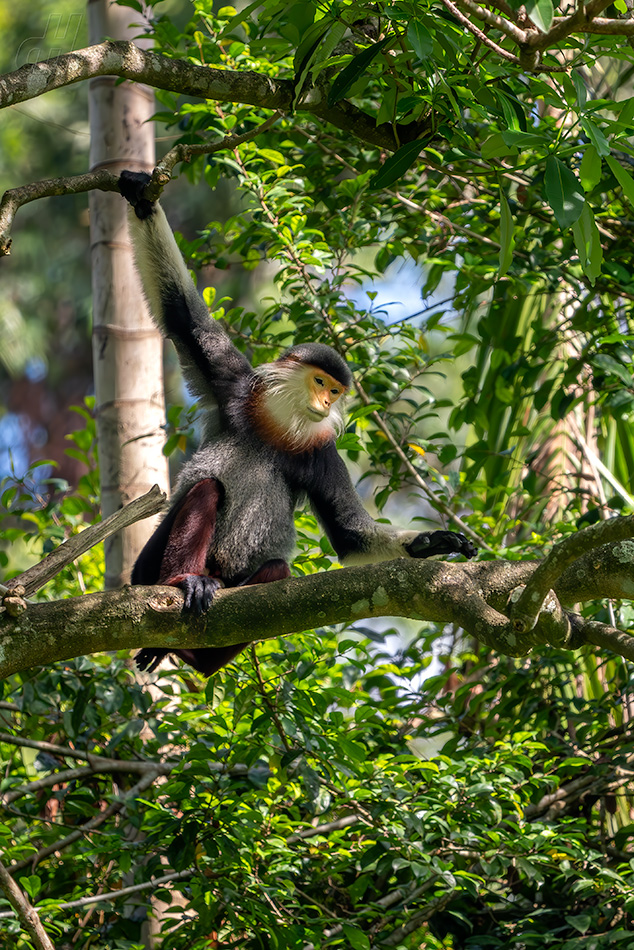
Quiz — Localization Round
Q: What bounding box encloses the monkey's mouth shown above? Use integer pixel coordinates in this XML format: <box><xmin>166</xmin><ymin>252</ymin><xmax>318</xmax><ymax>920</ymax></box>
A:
<box><xmin>307</xmin><ymin>406</ymin><xmax>329</xmax><ymax>419</ymax></box>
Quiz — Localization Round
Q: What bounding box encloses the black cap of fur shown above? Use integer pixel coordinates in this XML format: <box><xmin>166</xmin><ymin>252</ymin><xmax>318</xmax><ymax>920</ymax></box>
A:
<box><xmin>279</xmin><ymin>343</ymin><xmax>353</xmax><ymax>389</ymax></box>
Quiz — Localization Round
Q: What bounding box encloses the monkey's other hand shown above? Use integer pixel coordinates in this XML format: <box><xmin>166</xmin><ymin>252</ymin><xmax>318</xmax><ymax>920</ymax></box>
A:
<box><xmin>119</xmin><ymin>170</ymin><xmax>155</xmax><ymax>220</ymax></box>
<box><xmin>404</xmin><ymin>530</ymin><xmax>477</xmax><ymax>560</ymax></box>
<box><xmin>174</xmin><ymin>574</ymin><xmax>223</xmax><ymax>615</ymax></box>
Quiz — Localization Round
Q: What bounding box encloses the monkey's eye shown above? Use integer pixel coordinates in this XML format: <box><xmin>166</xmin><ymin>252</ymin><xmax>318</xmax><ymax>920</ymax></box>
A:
<box><xmin>331</xmin><ymin>388</ymin><xmax>340</xmax><ymax>395</ymax></box>
<box><xmin>314</xmin><ymin>377</ymin><xmax>324</xmax><ymax>386</ymax></box>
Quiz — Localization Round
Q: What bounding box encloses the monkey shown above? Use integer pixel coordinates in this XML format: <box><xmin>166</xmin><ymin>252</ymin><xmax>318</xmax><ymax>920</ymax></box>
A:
<box><xmin>119</xmin><ymin>171</ymin><xmax>477</xmax><ymax>676</ymax></box>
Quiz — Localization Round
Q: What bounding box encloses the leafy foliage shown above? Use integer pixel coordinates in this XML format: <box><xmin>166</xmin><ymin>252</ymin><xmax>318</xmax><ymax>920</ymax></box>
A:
<box><xmin>1</xmin><ymin>0</ymin><xmax>634</xmax><ymax>945</ymax></box>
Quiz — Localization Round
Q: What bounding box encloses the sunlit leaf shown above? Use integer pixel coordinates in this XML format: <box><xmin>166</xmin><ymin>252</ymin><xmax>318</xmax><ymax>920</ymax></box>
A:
<box><xmin>498</xmin><ymin>189</ymin><xmax>515</xmax><ymax>277</ymax></box>
<box><xmin>525</xmin><ymin>0</ymin><xmax>554</xmax><ymax>31</ymax></box>
<box><xmin>572</xmin><ymin>203</ymin><xmax>602</xmax><ymax>285</ymax></box>
<box><xmin>580</xmin><ymin>145</ymin><xmax>602</xmax><ymax>192</ymax></box>
<box><xmin>544</xmin><ymin>156</ymin><xmax>585</xmax><ymax>229</ymax></box>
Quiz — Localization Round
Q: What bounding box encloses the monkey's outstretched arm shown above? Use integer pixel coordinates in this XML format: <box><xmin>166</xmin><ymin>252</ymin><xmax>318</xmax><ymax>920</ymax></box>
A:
<box><xmin>119</xmin><ymin>171</ymin><xmax>252</xmax><ymax>408</ymax></box>
<box><xmin>309</xmin><ymin>444</ymin><xmax>476</xmax><ymax>564</ymax></box>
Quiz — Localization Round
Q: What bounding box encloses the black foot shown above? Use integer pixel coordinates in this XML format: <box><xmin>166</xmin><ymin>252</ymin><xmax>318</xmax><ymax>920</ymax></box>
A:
<box><xmin>119</xmin><ymin>170</ymin><xmax>154</xmax><ymax>219</ymax></box>
<box><xmin>405</xmin><ymin>530</ymin><xmax>477</xmax><ymax>560</ymax></box>
<box><xmin>136</xmin><ymin>648</ymin><xmax>169</xmax><ymax>673</ymax></box>
<box><xmin>177</xmin><ymin>575</ymin><xmax>223</xmax><ymax>615</ymax></box>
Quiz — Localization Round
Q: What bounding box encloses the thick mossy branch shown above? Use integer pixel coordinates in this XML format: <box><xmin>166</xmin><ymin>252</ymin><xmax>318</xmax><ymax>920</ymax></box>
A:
<box><xmin>1</xmin><ymin>544</ymin><xmax>634</xmax><ymax>677</ymax></box>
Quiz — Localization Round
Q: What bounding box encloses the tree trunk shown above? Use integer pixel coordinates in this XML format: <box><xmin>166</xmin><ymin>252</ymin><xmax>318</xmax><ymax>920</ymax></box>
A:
<box><xmin>87</xmin><ymin>0</ymin><xmax>169</xmax><ymax>589</ymax></box>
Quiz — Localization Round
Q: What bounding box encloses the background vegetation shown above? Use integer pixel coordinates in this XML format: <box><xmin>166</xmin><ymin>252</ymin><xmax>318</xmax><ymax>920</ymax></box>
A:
<box><xmin>1</xmin><ymin>0</ymin><xmax>634</xmax><ymax>946</ymax></box>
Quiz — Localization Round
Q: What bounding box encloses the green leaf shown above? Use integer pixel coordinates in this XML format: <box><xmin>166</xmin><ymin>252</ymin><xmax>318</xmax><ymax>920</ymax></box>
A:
<box><xmin>498</xmin><ymin>190</ymin><xmax>515</xmax><ymax>278</ymax></box>
<box><xmin>342</xmin><ymin>925</ymin><xmax>371</xmax><ymax>950</ymax></box>
<box><xmin>579</xmin><ymin>145</ymin><xmax>602</xmax><ymax>192</ymax></box>
<box><xmin>311</xmin><ymin>20</ymin><xmax>347</xmax><ymax>79</ymax></box>
<box><xmin>501</xmin><ymin>130</ymin><xmax>547</xmax><ymax>149</ymax></box>
<box><xmin>525</xmin><ymin>0</ymin><xmax>554</xmax><ymax>31</ymax></box>
<box><xmin>328</xmin><ymin>37</ymin><xmax>391</xmax><ymax>106</ymax></box>
<box><xmin>606</xmin><ymin>155</ymin><xmax>634</xmax><ymax>205</ymax></box>
<box><xmin>544</xmin><ymin>156</ymin><xmax>585</xmax><ymax>229</ymax></box>
<box><xmin>580</xmin><ymin>116</ymin><xmax>610</xmax><ymax>156</ymax></box>
<box><xmin>376</xmin><ymin>81</ymin><xmax>397</xmax><ymax>126</ymax></box>
<box><xmin>368</xmin><ymin>138</ymin><xmax>427</xmax><ymax>190</ymax></box>
<box><xmin>219</xmin><ymin>0</ymin><xmax>264</xmax><ymax>37</ymax></box>
<box><xmin>482</xmin><ymin>133</ymin><xmax>518</xmax><ymax>159</ymax></box>
<box><xmin>408</xmin><ymin>20</ymin><xmax>433</xmax><ymax>59</ymax></box>
<box><xmin>565</xmin><ymin>914</ymin><xmax>592</xmax><ymax>935</ymax></box>
<box><xmin>572</xmin><ymin>203</ymin><xmax>602</xmax><ymax>285</ymax></box>
<box><xmin>293</xmin><ymin>18</ymin><xmax>332</xmax><ymax>107</ymax></box>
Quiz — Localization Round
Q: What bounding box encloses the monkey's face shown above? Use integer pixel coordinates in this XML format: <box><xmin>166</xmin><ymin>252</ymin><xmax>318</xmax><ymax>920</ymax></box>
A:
<box><xmin>304</xmin><ymin>365</ymin><xmax>344</xmax><ymax>419</ymax></box>
<box><xmin>252</xmin><ymin>359</ymin><xmax>347</xmax><ymax>451</ymax></box>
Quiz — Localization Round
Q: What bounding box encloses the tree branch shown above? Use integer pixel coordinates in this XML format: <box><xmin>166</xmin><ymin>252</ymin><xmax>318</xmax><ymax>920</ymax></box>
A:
<box><xmin>455</xmin><ymin>0</ymin><xmax>528</xmax><ymax>42</ymax></box>
<box><xmin>0</xmin><ymin>114</ymin><xmax>284</xmax><ymax>253</ymax></box>
<box><xmin>565</xmin><ymin>16</ymin><xmax>634</xmax><ymax>34</ymax></box>
<box><xmin>9</xmin><ymin>770</ymin><xmax>161</xmax><ymax>874</ymax></box>
<box><xmin>0</xmin><ymin>167</ymin><xmax>120</xmax><ymax>255</ymax></box>
<box><xmin>440</xmin><ymin>0</ymin><xmax>521</xmax><ymax>62</ymax></box>
<box><xmin>510</xmin><ymin>514</ymin><xmax>634</xmax><ymax>634</ymax></box>
<box><xmin>0</xmin><ymin>854</ymin><xmax>55</xmax><ymax>950</ymax></box>
<box><xmin>0</xmin><ymin>870</ymin><xmax>194</xmax><ymax>920</ymax></box>
<box><xmin>2</xmin><ymin>485</ymin><xmax>166</xmax><ymax>598</ymax></box>
<box><xmin>0</xmin><ymin>41</ymin><xmax>427</xmax><ymax>153</ymax></box>
<box><xmin>527</xmin><ymin>0</ymin><xmax>619</xmax><ymax>47</ymax></box>
<box><xmin>1</xmin><ymin>546</ymin><xmax>634</xmax><ymax>678</ymax></box>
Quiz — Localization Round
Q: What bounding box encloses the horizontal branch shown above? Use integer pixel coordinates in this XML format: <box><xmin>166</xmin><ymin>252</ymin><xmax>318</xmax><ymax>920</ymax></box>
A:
<box><xmin>571</xmin><ymin>16</ymin><xmax>634</xmax><ymax>34</ymax></box>
<box><xmin>0</xmin><ymin>41</ymin><xmax>427</xmax><ymax>153</ymax></box>
<box><xmin>0</xmin><ymin>115</ymin><xmax>283</xmax><ymax>253</ymax></box>
<box><xmin>0</xmin><ymin>168</ymin><xmax>120</xmax><ymax>256</ymax></box>
<box><xmin>1</xmin><ymin>545</ymin><xmax>634</xmax><ymax>677</ymax></box>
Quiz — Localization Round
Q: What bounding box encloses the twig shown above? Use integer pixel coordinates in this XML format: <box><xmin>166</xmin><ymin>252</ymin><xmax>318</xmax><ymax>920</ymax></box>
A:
<box><xmin>153</xmin><ymin>110</ymin><xmax>283</xmax><ymax>185</ymax></box>
<box><xmin>440</xmin><ymin>0</ymin><xmax>521</xmax><ymax>62</ymax></box>
<box><xmin>0</xmin><ymin>870</ymin><xmax>193</xmax><ymax>919</ymax></box>
<box><xmin>455</xmin><ymin>0</ymin><xmax>528</xmax><ymax>42</ymax></box>
<box><xmin>0</xmin><ymin>854</ymin><xmax>55</xmax><ymax>950</ymax></box>
<box><xmin>9</xmin><ymin>770</ymin><xmax>160</xmax><ymax>873</ymax></box>
<box><xmin>380</xmin><ymin>894</ymin><xmax>454</xmax><ymax>945</ymax></box>
<box><xmin>286</xmin><ymin>814</ymin><xmax>361</xmax><ymax>843</ymax></box>
<box><xmin>251</xmin><ymin>648</ymin><xmax>292</xmax><ymax>752</ymax></box>
<box><xmin>4</xmin><ymin>484</ymin><xmax>166</xmax><ymax>597</ymax></box>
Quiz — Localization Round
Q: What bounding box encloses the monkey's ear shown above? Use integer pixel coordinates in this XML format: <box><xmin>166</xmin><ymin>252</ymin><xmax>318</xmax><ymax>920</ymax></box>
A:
<box><xmin>119</xmin><ymin>170</ymin><xmax>155</xmax><ymax>220</ymax></box>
